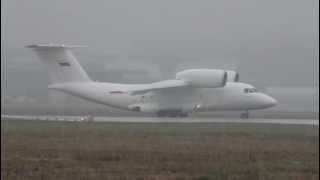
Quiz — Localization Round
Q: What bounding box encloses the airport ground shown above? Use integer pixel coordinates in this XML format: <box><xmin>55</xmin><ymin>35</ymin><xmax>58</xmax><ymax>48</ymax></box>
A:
<box><xmin>2</xmin><ymin>103</ymin><xmax>319</xmax><ymax>120</ymax></box>
<box><xmin>1</xmin><ymin>118</ymin><xmax>319</xmax><ymax>180</ymax></box>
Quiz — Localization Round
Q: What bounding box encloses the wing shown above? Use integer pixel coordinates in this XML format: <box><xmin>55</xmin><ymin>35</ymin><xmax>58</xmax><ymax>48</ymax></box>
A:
<box><xmin>130</xmin><ymin>80</ymin><xmax>191</xmax><ymax>95</ymax></box>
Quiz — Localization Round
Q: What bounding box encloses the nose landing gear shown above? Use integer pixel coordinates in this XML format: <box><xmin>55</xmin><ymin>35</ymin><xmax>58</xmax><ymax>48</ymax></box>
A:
<box><xmin>241</xmin><ymin>110</ymin><xmax>250</xmax><ymax>119</ymax></box>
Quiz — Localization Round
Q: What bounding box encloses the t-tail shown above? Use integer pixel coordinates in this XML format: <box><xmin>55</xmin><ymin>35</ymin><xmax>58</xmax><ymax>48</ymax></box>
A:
<box><xmin>26</xmin><ymin>44</ymin><xmax>92</xmax><ymax>84</ymax></box>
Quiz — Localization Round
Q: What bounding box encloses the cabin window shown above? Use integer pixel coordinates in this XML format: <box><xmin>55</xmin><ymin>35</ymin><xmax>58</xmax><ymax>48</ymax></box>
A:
<box><xmin>59</xmin><ymin>62</ymin><xmax>70</xmax><ymax>66</ymax></box>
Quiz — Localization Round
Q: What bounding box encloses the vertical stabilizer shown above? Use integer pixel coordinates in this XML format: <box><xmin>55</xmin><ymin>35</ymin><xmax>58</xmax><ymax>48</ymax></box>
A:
<box><xmin>26</xmin><ymin>44</ymin><xmax>91</xmax><ymax>84</ymax></box>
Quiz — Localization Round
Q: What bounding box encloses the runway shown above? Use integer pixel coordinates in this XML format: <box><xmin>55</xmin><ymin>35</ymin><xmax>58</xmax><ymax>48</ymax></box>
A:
<box><xmin>1</xmin><ymin>115</ymin><xmax>318</xmax><ymax>125</ymax></box>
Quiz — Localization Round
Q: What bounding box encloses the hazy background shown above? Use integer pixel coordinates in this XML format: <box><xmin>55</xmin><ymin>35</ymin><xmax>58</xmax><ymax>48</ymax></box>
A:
<box><xmin>1</xmin><ymin>0</ymin><xmax>319</xmax><ymax>116</ymax></box>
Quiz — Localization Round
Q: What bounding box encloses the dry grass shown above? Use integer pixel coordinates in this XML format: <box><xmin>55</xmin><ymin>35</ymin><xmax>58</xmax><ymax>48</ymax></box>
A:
<box><xmin>1</xmin><ymin>119</ymin><xmax>319</xmax><ymax>180</ymax></box>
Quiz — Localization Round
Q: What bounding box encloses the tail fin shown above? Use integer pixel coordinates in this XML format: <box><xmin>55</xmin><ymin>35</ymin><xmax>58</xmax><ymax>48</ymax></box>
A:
<box><xmin>26</xmin><ymin>44</ymin><xmax>92</xmax><ymax>84</ymax></box>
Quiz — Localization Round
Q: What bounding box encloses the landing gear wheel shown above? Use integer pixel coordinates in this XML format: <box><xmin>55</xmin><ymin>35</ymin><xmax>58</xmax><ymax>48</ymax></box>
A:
<box><xmin>168</xmin><ymin>113</ymin><xmax>178</xmax><ymax>118</ymax></box>
<box><xmin>156</xmin><ymin>111</ymin><xmax>166</xmax><ymax>117</ymax></box>
<box><xmin>241</xmin><ymin>110</ymin><xmax>250</xmax><ymax>119</ymax></box>
<box><xmin>178</xmin><ymin>113</ymin><xmax>189</xmax><ymax>118</ymax></box>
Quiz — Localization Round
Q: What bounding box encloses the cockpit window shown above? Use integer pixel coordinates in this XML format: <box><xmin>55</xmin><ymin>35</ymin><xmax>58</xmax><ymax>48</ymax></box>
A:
<box><xmin>244</xmin><ymin>88</ymin><xmax>258</xmax><ymax>93</ymax></box>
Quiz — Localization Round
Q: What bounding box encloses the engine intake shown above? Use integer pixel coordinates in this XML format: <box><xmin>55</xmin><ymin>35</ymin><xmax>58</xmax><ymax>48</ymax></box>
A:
<box><xmin>226</xmin><ymin>70</ymin><xmax>240</xmax><ymax>82</ymax></box>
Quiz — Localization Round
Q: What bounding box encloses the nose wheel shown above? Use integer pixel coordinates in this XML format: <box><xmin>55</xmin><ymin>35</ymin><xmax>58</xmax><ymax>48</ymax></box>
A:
<box><xmin>241</xmin><ymin>110</ymin><xmax>250</xmax><ymax>119</ymax></box>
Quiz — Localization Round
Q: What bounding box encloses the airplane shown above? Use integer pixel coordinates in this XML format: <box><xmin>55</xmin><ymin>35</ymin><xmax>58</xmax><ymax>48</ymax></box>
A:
<box><xmin>26</xmin><ymin>44</ymin><xmax>277</xmax><ymax>118</ymax></box>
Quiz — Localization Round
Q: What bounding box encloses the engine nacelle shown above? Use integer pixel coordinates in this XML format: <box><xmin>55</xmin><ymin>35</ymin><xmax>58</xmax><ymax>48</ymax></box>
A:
<box><xmin>176</xmin><ymin>69</ymin><xmax>227</xmax><ymax>88</ymax></box>
<box><xmin>226</xmin><ymin>70</ymin><xmax>240</xmax><ymax>82</ymax></box>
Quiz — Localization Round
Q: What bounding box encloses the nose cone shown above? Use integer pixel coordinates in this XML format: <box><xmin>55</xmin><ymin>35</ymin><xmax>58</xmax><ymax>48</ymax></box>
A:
<box><xmin>266</xmin><ymin>96</ymin><xmax>278</xmax><ymax>107</ymax></box>
<box><xmin>261</xmin><ymin>94</ymin><xmax>278</xmax><ymax>108</ymax></box>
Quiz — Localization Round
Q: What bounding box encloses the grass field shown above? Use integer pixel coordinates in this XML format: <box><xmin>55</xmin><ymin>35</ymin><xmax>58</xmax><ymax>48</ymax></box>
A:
<box><xmin>1</xmin><ymin>119</ymin><xmax>319</xmax><ymax>180</ymax></box>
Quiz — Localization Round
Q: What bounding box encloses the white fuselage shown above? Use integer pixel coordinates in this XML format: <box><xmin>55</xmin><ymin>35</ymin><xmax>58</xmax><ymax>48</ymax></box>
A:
<box><xmin>49</xmin><ymin>81</ymin><xmax>277</xmax><ymax>114</ymax></box>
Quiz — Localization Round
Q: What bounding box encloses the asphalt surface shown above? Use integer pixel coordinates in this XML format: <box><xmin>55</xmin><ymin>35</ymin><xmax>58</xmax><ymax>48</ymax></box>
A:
<box><xmin>1</xmin><ymin>115</ymin><xmax>318</xmax><ymax>125</ymax></box>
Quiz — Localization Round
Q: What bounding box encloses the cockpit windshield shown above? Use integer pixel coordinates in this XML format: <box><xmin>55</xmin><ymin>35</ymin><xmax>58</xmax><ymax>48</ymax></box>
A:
<box><xmin>244</xmin><ymin>88</ymin><xmax>258</xmax><ymax>93</ymax></box>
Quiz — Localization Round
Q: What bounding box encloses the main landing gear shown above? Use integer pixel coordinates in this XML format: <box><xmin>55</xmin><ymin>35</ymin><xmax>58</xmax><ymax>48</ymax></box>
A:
<box><xmin>240</xmin><ymin>110</ymin><xmax>250</xmax><ymax>119</ymax></box>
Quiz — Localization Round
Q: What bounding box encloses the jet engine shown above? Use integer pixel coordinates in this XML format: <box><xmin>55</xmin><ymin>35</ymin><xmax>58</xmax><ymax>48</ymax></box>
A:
<box><xmin>226</xmin><ymin>70</ymin><xmax>240</xmax><ymax>82</ymax></box>
<box><xmin>176</xmin><ymin>69</ymin><xmax>227</xmax><ymax>88</ymax></box>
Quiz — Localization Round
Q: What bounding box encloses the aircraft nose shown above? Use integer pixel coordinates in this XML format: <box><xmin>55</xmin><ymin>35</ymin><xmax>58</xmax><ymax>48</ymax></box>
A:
<box><xmin>261</xmin><ymin>94</ymin><xmax>278</xmax><ymax>108</ymax></box>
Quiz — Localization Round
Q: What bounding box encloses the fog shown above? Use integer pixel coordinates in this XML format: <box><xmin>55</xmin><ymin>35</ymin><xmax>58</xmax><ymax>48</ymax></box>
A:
<box><xmin>1</xmin><ymin>0</ymin><xmax>319</xmax><ymax>114</ymax></box>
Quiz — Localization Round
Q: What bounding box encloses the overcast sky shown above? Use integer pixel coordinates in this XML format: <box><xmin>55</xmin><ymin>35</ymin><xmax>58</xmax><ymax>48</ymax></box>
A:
<box><xmin>1</xmin><ymin>0</ymin><xmax>319</xmax><ymax>100</ymax></box>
